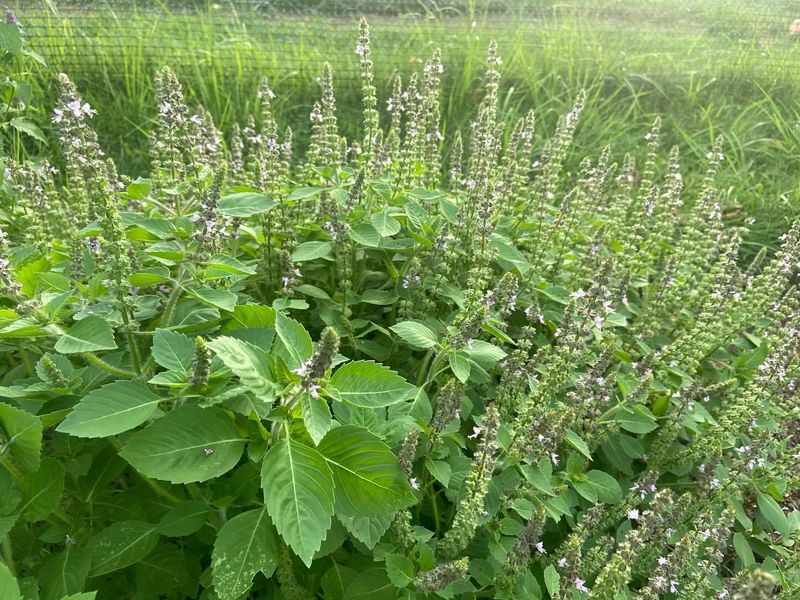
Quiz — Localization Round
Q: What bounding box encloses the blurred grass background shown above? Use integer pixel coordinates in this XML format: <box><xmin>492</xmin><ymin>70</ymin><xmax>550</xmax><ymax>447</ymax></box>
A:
<box><xmin>14</xmin><ymin>0</ymin><xmax>800</xmax><ymax>249</ymax></box>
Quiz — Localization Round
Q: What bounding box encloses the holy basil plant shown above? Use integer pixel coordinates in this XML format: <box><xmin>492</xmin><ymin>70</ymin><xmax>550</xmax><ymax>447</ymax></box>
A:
<box><xmin>0</xmin><ymin>17</ymin><xmax>798</xmax><ymax>600</ymax></box>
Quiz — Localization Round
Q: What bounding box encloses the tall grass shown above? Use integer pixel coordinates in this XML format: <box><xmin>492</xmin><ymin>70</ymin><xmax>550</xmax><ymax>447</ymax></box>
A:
<box><xmin>17</xmin><ymin>0</ymin><xmax>800</xmax><ymax>248</ymax></box>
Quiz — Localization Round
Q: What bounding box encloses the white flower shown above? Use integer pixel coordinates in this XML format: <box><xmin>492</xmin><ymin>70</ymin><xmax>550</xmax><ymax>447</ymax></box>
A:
<box><xmin>468</xmin><ymin>426</ymin><xmax>482</xmax><ymax>439</ymax></box>
<box><xmin>627</xmin><ymin>509</ymin><xmax>640</xmax><ymax>521</ymax></box>
<box><xmin>550</xmin><ymin>452</ymin><xmax>559</xmax><ymax>466</ymax></box>
<box><xmin>410</xmin><ymin>477</ymin><xmax>419</xmax><ymax>490</ymax></box>
<box><xmin>574</xmin><ymin>578</ymin><xmax>589</xmax><ymax>593</ymax></box>
<box><xmin>569</xmin><ymin>288</ymin><xmax>587</xmax><ymax>299</ymax></box>
<box><xmin>534</xmin><ymin>541</ymin><xmax>546</xmax><ymax>554</ymax></box>
<box><xmin>658</xmin><ymin>556</ymin><xmax>668</xmax><ymax>566</ymax></box>
<box><xmin>557</xmin><ymin>557</ymin><xmax>567</xmax><ymax>567</ymax></box>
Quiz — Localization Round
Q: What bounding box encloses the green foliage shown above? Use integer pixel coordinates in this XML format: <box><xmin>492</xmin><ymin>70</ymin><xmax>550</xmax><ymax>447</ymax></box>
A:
<box><xmin>0</xmin><ymin>20</ymin><xmax>797</xmax><ymax>600</ymax></box>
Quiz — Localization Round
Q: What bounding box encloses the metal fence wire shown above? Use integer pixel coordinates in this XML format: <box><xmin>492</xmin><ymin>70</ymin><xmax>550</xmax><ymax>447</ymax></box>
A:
<box><xmin>14</xmin><ymin>0</ymin><xmax>800</xmax><ymax>82</ymax></box>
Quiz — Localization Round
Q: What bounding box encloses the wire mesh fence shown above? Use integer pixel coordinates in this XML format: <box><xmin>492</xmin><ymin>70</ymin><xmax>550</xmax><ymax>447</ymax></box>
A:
<box><xmin>15</xmin><ymin>0</ymin><xmax>800</xmax><ymax>83</ymax></box>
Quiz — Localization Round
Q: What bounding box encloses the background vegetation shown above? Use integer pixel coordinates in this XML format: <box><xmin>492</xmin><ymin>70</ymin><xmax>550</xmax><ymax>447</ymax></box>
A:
<box><xmin>13</xmin><ymin>0</ymin><xmax>800</xmax><ymax>249</ymax></box>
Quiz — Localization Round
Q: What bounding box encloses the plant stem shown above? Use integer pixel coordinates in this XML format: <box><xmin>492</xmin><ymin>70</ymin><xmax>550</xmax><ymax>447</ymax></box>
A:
<box><xmin>82</xmin><ymin>353</ymin><xmax>138</xmax><ymax>379</ymax></box>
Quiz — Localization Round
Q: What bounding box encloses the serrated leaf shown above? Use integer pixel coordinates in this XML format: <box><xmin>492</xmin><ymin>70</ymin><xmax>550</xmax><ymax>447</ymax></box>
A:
<box><xmin>565</xmin><ymin>430</ymin><xmax>592</xmax><ymax>461</ymax></box>
<box><xmin>757</xmin><ymin>491</ymin><xmax>790</xmax><ymax>537</ymax></box>
<box><xmin>135</xmin><ymin>545</ymin><xmax>187</xmax><ymax>595</ymax></box>
<box><xmin>157</xmin><ymin>500</ymin><xmax>211</xmax><ymax>536</ymax></box>
<box><xmin>385</xmin><ymin>554</ymin><xmax>414</xmax><ymax>588</ymax></box>
<box><xmin>0</xmin><ymin>401</ymin><xmax>42</xmax><ymax>471</ymax></box>
<box><xmin>328</xmin><ymin>361</ymin><xmax>416</xmax><ymax>408</ymax></box>
<box><xmin>733</xmin><ymin>532</ymin><xmax>755</xmax><ymax>567</ymax></box>
<box><xmin>38</xmin><ymin>545</ymin><xmax>91</xmax><ymax>600</ymax></box>
<box><xmin>0</xmin><ymin>22</ymin><xmax>22</xmax><ymax>56</ymax></box>
<box><xmin>449</xmin><ymin>353</ymin><xmax>471</xmax><ymax>383</ymax></box>
<box><xmin>615</xmin><ymin>406</ymin><xmax>659</xmax><ymax>434</ymax></box>
<box><xmin>287</xmin><ymin>186</ymin><xmax>323</xmax><ymax>201</ymax></box>
<box><xmin>292</xmin><ymin>241</ymin><xmax>333</xmax><ymax>262</ymax></box>
<box><xmin>10</xmin><ymin>117</ymin><xmax>46</xmax><ymax>143</ymax></box>
<box><xmin>338</xmin><ymin>513</ymin><xmax>394</xmax><ymax>549</ymax></box>
<box><xmin>57</xmin><ymin>381</ymin><xmax>161</xmax><ymax>438</ymax></box>
<box><xmin>211</xmin><ymin>506</ymin><xmax>280</xmax><ymax>600</ymax></box>
<box><xmin>54</xmin><ymin>316</ymin><xmax>117</xmax><ymax>354</ymax></box>
<box><xmin>585</xmin><ymin>470</ymin><xmax>623</xmax><ymax>503</ymax></box>
<box><xmin>370</xmin><ymin>212</ymin><xmax>401</xmax><ymax>237</ymax></box>
<box><xmin>318</xmin><ymin>426</ymin><xmax>415</xmax><ymax>516</ymax></box>
<box><xmin>0</xmin><ymin>563</ymin><xmax>20</xmax><ymax>600</ymax></box>
<box><xmin>119</xmin><ymin>406</ymin><xmax>246</xmax><ymax>483</ymax></box>
<box><xmin>300</xmin><ymin>392</ymin><xmax>332</xmax><ymax>445</ymax></box>
<box><xmin>260</xmin><ymin>437</ymin><xmax>334</xmax><ymax>566</ymax></box>
<box><xmin>19</xmin><ymin>457</ymin><xmax>64</xmax><ymax>520</ymax></box>
<box><xmin>274</xmin><ymin>311</ymin><xmax>313</xmax><ymax>370</ymax></box>
<box><xmin>87</xmin><ymin>521</ymin><xmax>159</xmax><ymax>577</ymax></box>
<box><xmin>218</xmin><ymin>192</ymin><xmax>276</xmax><ymax>217</ymax></box>
<box><xmin>187</xmin><ymin>287</ymin><xmax>237</xmax><ymax>312</ymax></box>
<box><xmin>389</xmin><ymin>321</ymin><xmax>437</xmax><ymax>349</ymax></box>
<box><xmin>348</xmin><ymin>223</ymin><xmax>381</xmax><ymax>247</ymax></box>
<box><xmin>207</xmin><ymin>336</ymin><xmax>276</xmax><ymax>405</ymax></box>
<box><xmin>544</xmin><ymin>565</ymin><xmax>560</xmax><ymax>597</ymax></box>
<box><xmin>207</xmin><ymin>254</ymin><xmax>257</xmax><ymax>275</ymax></box>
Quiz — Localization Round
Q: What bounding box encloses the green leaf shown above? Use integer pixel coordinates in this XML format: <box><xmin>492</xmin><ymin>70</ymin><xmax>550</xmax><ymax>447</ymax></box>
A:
<box><xmin>207</xmin><ymin>336</ymin><xmax>276</xmax><ymax>405</ymax></box>
<box><xmin>389</xmin><ymin>321</ymin><xmax>437</xmax><ymax>349</ymax></box>
<box><xmin>207</xmin><ymin>254</ymin><xmax>257</xmax><ymax>275</ymax></box>
<box><xmin>157</xmin><ymin>500</ymin><xmax>211</xmax><ymax>536</ymax></box>
<box><xmin>348</xmin><ymin>223</ymin><xmax>381</xmax><ymax>247</ymax></box>
<box><xmin>733</xmin><ymin>532</ymin><xmax>755</xmax><ymax>567</ymax></box>
<box><xmin>292</xmin><ymin>241</ymin><xmax>333</xmax><ymax>262</ymax></box>
<box><xmin>225</xmin><ymin>304</ymin><xmax>276</xmax><ymax>330</ymax></box>
<box><xmin>19</xmin><ymin>457</ymin><xmax>64</xmax><ymax>520</ymax></box>
<box><xmin>187</xmin><ymin>287</ymin><xmax>238</xmax><ymax>312</ymax></box>
<box><xmin>274</xmin><ymin>311</ymin><xmax>313</xmax><ymax>370</ymax></box>
<box><xmin>449</xmin><ymin>353</ymin><xmax>471</xmax><ymax>383</ymax></box>
<box><xmin>0</xmin><ymin>22</ymin><xmax>22</xmax><ymax>56</ymax></box>
<box><xmin>260</xmin><ymin>437</ymin><xmax>335</xmax><ymax>566</ymax></box>
<box><xmin>757</xmin><ymin>491</ymin><xmax>790</xmax><ymax>537</ymax></box>
<box><xmin>287</xmin><ymin>186</ymin><xmax>323</xmax><ymax>201</ymax></box>
<box><xmin>218</xmin><ymin>192</ymin><xmax>276</xmax><ymax>217</ymax></box>
<box><xmin>0</xmin><ymin>563</ymin><xmax>20</xmax><ymax>600</ymax></box>
<box><xmin>38</xmin><ymin>545</ymin><xmax>92</xmax><ymax>600</ymax></box>
<box><xmin>385</xmin><ymin>554</ymin><xmax>414</xmax><ymax>588</ymax></box>
<box><xmin>211</xmin><ymin>506</ymin><xmax>281</xmax><ymax>600</ymax></box>
<box><xmin>328</xmin><ymin>361</ymin><xmax>416</xmax><ymax>408</ymax></box>
<box><xmin>370</xmin><ymin>212</ymin><xmax>401</xmax><ymax>237</ymax></box>
<box><xmin>318</xmin><ymin>426</ymin><xmax>415</xmax><ymax>516</ymax></box>
<box><xmin>56</xmin><ymin>381</ymin><xmax>161</xmax><ymax>438</ymax></box>
<box><xmin>464</xmin><ymin>339</ymin><xmax>506</xmax><ymax>365</ymax></box>
<box><xmin>54</xmin><ymin>316</ymin><xmax>117</xmax><ymax>354</ymax></box>
<box><xmin>300</xmin><ymin>392</ymin><xmax>332</xmax><ymax>445</ymax></box>
<box><xmin>614</xmin><ymin>406</ymin><xmax>658</xmax><ymax>434</ymax></box>
<box><xmin>119</xmin><ymin>406</ymin><xmax>246</xmax><ymax>484</ymax></box>
<box><xmin>565</xmin><ymin>430</ymin><xmax>592</xmax><ymax>461</ymax></box>
<box><xmin>543</xmin><ymin>565</ymin><xmax>560</xmax><ymax>597</ymax></box>
<box><xmin>338</xmin><ymin>513</ymin><xmax>394</xmax><ymax>549</ymax></box>
<box><xmin>426</xmin><ymin>458</ymin><xmax>452</xmax><ymax>487</ymax></box>
<box><xmin>87</xmin><ymin>521</ymin><xmax>159</xmax><ymax>577</ymax></box>
<box><xmin>135</xmin><ymin>545</ymin><xmax>187</xmax><ymax>595</ymax></box>
<box><xmin>0</xmin><ymin>402</ymin><xmax>42</xmax><ymax>471</ymax></box>
<box><xmin>359</xmin><ymin>290</ymin><xmax>397</xmax><ymax>306</ymax></box>
<box><xmin>585</xmin><ymin>470</ymin><xmax>623</xmax><ymax>503</ymax></box>
<box><xmin>10</xmin><ymin>117</ymin><xmax>46</xmax><ymax>143</ymax></box>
